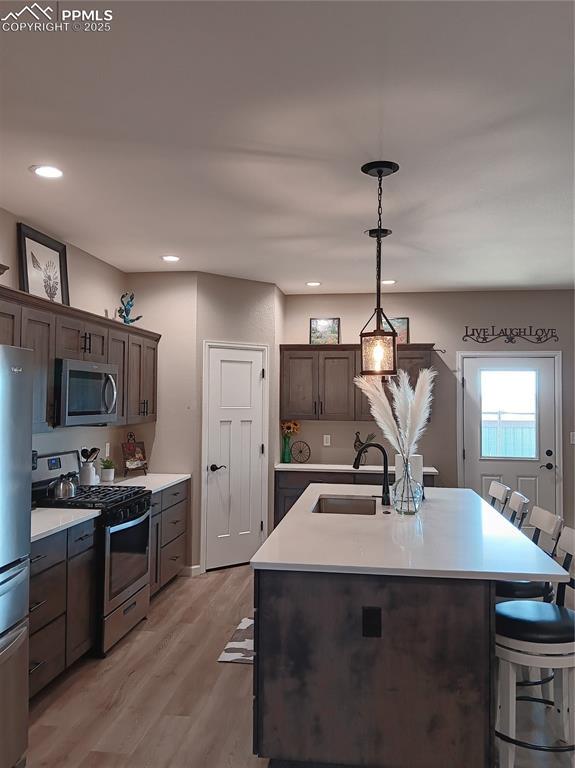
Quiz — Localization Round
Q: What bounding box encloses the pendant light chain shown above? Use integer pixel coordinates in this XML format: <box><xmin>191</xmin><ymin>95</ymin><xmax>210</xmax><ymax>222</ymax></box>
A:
<box><xmin>375</xmin><ymin>170</ymin><xmax>383</xmax><ymax>328</ymax></box>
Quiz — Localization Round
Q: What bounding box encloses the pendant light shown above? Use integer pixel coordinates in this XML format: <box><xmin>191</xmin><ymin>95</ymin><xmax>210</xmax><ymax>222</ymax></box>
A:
<box><xmin>359</xmin><ymin>160</ymin><xmax>399</xmax><ymax>376</ymax></box>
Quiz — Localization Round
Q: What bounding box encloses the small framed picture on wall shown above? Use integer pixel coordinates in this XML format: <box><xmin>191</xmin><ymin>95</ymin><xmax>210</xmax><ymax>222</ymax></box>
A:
<box><xmin>389</xmin><ymin>317</ymin><xmax>410</xmax><ymax>344</ymax></box>
<box><xmin>17</xmin><ymin>223</ymin><xmax>70</xmax><ymax>305</ymax></box>
<box><xmin>310</xmin><ymin>317</ymin><xmax>341</xmax><ymax>344</ymax></box>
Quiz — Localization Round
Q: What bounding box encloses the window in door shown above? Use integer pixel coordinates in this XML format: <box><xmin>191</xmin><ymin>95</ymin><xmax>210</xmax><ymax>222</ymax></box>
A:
<box><xmin>480</xmin><ymin>370</ymin><xmax>537</xmax><ymax>459</ymax></box>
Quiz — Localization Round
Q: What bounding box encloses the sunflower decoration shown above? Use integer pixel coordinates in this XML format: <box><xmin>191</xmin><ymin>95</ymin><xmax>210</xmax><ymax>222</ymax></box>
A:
<box><xmin>280</xmin><ymin>420</ymin><xmax>300</xmax><ymax>464</ymax></box>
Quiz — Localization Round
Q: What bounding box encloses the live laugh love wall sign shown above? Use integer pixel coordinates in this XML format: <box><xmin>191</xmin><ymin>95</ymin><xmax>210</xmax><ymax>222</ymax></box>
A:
<box><xmin>463</xmin><ymin>325</ymin><xmax>559</xmax><ymax>344</ymax></box>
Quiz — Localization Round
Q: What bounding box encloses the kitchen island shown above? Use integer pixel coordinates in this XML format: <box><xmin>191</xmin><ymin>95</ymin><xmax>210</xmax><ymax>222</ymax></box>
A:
<box><xmin>251</xmin><ymin>485</ymin><xmax>568</xmax><ymax>768</ymax></box>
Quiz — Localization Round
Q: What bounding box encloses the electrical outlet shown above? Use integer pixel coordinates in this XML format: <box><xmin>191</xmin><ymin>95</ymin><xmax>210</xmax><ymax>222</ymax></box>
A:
<box><xmin>323</xmin><ymin>434</ymin><xmax>331</xmax><ymax>447</ymax></box>
<box><xmin>570</xmin><ymin>432</ymin><xmax>575</xmax><ymax>446</ymax></box>
<box><xmin>105</xmin><ymin>442</ymin><xmax>110</xmax><ymax>458</ymax></box>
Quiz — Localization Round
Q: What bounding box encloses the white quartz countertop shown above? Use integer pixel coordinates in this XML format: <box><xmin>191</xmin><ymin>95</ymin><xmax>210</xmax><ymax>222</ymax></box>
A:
<box><xmin>103</xmin><ymin>473</ymin><xmax>191</xmax><ymax>494</ymax></box>
<box><xmin>275</xmin><ymin>463</ymin><xmax>439</xmax><ymax>475</ymax></box>
<box><xmin>31</xmin><ymin>508</ymin><xmax>101</xmax><ymax>543</ymax></box>
<box><xmin>252</xmin><ymin>484</ymin><xmax>569</xmax><ymax>582</ymax></box>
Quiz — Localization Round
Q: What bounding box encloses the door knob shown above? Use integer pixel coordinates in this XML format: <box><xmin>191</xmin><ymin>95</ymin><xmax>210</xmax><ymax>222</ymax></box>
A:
<box><xmin>539</xmin><ymin>462</ymin><xmax>555</xmax><ymax>470</ymax></box>
<box><xmin>210</xmin><ymin>464</ymin><xmax>227</xmax><ymax>472</ymax></box>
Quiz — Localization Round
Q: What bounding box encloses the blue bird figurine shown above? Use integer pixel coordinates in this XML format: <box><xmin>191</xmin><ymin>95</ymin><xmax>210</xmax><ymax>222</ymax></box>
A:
<box><xmin>118</xmin><ymin>292</ymin><xmax>143</xmax><ymax>325</ymax></box>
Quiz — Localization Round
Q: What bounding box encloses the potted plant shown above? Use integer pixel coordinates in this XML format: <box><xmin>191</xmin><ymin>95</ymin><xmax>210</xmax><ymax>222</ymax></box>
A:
<box><xmin>100</xmin><ymin>458</ymin><xmax>115</xmax><ymax>483</ymax></box>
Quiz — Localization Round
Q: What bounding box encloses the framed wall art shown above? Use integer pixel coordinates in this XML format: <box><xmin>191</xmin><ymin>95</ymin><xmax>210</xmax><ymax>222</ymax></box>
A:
<box><xmin>17</xmin><ymin>223</ymin><xmax>70</xmax><ymax>305</ymax></box>
<box><xmin>310</xmin><ymin>317</ymin><xmax>341</xmax><ymax>344</ymax></box>
<box><xmin>389</xmin><ymin>317</ymin><xmax>410</xmax><ymax>344</ymax></box>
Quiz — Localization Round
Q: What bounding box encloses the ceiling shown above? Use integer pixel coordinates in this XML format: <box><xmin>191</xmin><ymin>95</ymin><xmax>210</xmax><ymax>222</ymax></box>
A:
<box><xmin>0</xmin><ymin>1</ymin><xmax>573</xmax><ymax>294</ymax></box>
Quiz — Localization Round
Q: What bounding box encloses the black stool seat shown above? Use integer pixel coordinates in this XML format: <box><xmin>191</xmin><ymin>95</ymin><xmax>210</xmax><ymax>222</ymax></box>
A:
<box><xmin>496</xmin><ymin>580</ymin><xmax>553</xmax><ymax>600</ymax></box>
<box><xmin>496</xmin><ymin>600</ymin><xmax>575</xmax><ymax>644</ymax></box>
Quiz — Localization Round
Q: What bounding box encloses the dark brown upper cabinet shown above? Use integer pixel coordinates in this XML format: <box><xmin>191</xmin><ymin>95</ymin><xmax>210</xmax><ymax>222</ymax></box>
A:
<box><xmin>21</xmin><ymin>307</ymin><xmax>56</xmax><ymax>432</ymax></box>
<box><xmin>280</xmin><ymin>349</ymin><xmax>318</xmax><ymax>420</ymax></box>
<box><xmin>0</xmin><ymin>298</ymin><xmax>22</xmax><ymax>346</ymax></box>
<box><xmin>281</xmin><ymin>344</ymin><xmax>435</xmax><ymax>422</ymax></box>
<box><xmin>55</xmin><ymin>316</ymin><xmax>108</xmax><ymax>363</ymax></box>
<box><xmin>318</xmin><ymin>349</ymin><xmax>355</xmax><ymax>420</ymax></box>
<box><xmin>141</xmin><ymin>337</ymin><xmax>158</xmax><ymax>421</ymax></box>
<box><xmin>0</xmin><ymin>284</ymin><xmax>161</xmax><ymax>428</ymax></box>
<box><xmin>108</xmin><ymin>329</ymin><xmax>129</xmax><ymax>425</ymax></box>
<box><xmin>354</xmin><ymin>349</ymin><xmax>373</xmax><ymax>421</ymax></box>
<box><xmin>127</xmin><ymin>334</ymin><xmax>158</xmax><ymax>423</ymax></box>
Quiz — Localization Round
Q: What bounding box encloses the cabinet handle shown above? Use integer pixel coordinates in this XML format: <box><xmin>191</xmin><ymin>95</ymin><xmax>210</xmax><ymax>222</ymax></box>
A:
<box><xmin>169</xmin><ymin>555</ymin><xmax>180</xmax><ymax>562</ymax></box>
<box><xmin>81</xmin><ymin>333</ymin><xmax>88</xmax><ymax>353</ymax></box>
<box><xmin>29</xmin><ymin>660</ymin><xmax>45</xmax><ymax>674</ymax></box>
<box><xmin>313</xmin><ymin>401</ymin><xmax>317</xmax><ymax>415</ymax></box>
<box><xmin>29</xmin><ymin>599</ymin><xmax>47</xmax><ymax>613</ymax></box>
<box><xmin>145</xmin><ymin>399</ymin><xmax>149</xmax><ymax>416</ymax></box>
<box><xmin>320</xmin><ymin>401</ymin><xmax>323</xmax><ymax>415</ymax></box>
<box><xmin>74</xmin><ymin>533</ymin><xmax>92</xmax><ymax>543</ymax></box>
<box><xmin>139</xmin><ymin>401</ymin><xmax>146</xmax><ymax>416</ymax></box>
<box><xmin>170</xmin><ymin>520</ymin><xmax>181</xmax><ymax>525</ymax></box>
<box><xmin>171</xmin><ymin>492</ymin><xmax>180</xmax><ymax>497</ymax></box>
<box><xmin>123</xmin><ymin>600</ymin><xmax>137</xmax><ymax>615</ymax></box>
<box><xmin>30</xmin><ymin>553</ymin><xmax>47</xmax><ymax>565</ymax></box>
<box><xmin>87</xmin><ymin>333</ymin><xmax>92</xmax><ymax>354</ymax></box>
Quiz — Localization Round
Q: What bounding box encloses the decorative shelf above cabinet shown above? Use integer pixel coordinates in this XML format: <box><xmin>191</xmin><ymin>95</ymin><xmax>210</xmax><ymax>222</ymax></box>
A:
<box><xmin>280</xmin><ymin>343</ymin><xmax>435</xmax><ymax>422</ymax></box>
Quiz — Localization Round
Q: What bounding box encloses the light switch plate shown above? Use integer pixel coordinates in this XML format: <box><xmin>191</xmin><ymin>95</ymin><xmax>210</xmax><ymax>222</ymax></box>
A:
<box><xmin>105</xmin><ymin>442</ymin><xmax>111</xmax><ymax>457</ymax></box>
<box><xmin>323</xmin><ymin>434</ymin><xmax>331</xmax><ymax>447</ymax></box>
<box><xmin>570</xmin><ymin>432</ymin><xmax>575</xmax><ymax>446</ymax></box>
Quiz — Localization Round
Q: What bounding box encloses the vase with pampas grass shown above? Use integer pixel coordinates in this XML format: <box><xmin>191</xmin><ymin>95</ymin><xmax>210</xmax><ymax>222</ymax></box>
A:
<box><xmin>354</xmin><ymin>368</ymin><xmax>436</xmax><ymax>514</ymax></box>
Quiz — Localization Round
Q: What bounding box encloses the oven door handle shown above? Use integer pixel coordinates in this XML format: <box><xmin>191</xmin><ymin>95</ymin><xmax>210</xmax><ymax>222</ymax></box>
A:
<box><xmin>108</xmin><ymin>509</ymin><xmax>150</xmax><ymax>534</ymax></box>
<box><xmin>103</xmin><ymin>374</ymin><xmax>117</xmax><ymax>415</ymax></box>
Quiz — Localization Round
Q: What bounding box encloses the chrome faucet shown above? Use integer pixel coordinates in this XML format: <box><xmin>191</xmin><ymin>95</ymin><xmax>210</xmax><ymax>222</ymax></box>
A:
<box><xmin>353</xmin><ymin>442</ymin><xmax>391</xmax><ymax>506</ymax></box>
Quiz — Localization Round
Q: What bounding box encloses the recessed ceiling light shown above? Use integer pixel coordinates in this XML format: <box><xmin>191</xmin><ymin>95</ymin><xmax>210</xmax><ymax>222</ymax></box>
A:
<box><xmin>30</xmin><ymin>165</ymin><xmax>63</xmax><ymax>178</ymax></box>
<box><xmin>161</xmin><ymin>255</ymin><xmax>180</xmax><ymax>263</ymax></box>
<box><xmin>381</xmin><ymin>279</ymin><xmax>396</xmax><ymax>285</ymax></box>
<box><xmin>306</xmin><ymin>281</ymin><xmax>321</xmax><ymax>287</ymax></box>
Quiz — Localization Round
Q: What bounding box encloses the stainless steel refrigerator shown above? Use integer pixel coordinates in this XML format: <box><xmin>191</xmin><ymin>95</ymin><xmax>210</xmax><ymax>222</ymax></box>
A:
<box><xmin>0</xmin><ymin>346</ymin><xmax>33</xmax><ymax>768</ymax></box>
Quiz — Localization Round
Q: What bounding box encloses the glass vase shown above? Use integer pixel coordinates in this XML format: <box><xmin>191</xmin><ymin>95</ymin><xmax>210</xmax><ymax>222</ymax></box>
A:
<box><xmin>392</xmin><ymin>459</ymin><xmax>423</xmax><ymax>515</ymax></box>
<box><xmin>281</xmin><ymin>434</ymin><xmax>292</xmax><ymax>464</ymax></box>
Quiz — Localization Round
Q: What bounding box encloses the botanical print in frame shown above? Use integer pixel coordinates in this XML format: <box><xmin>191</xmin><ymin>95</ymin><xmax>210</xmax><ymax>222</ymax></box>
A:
<box><xmin>309</xmin><ymin>317</ymin><xmax>341</xmax><ymax>344</ymax></box>
<box><xmin>17</xmin><ymin>223</ymin><xmax>70</xmax><ymax>305</ymax></box>
<box><xmin>389</xmin><ymin>317</ymin><xmax>410</xmax><ymax>344</ymax></box>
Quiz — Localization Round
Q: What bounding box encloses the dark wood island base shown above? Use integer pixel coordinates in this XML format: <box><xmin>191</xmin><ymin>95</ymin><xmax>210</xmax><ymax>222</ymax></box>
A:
<box><xmin>254</xmin><ymin>569</ymin><xmax>495</xmax><ymax>768</ymax></box>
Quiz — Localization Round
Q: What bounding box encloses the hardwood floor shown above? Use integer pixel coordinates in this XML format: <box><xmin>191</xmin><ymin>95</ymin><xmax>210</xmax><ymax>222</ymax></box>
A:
<box><xmin>28</xmin><ymin>567</ymin><xmax>571</xmax><ymax>768</ymax></box>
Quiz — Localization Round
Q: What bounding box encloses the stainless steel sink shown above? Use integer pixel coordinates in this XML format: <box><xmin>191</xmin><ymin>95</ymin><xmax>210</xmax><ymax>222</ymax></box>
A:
<box><xmin>312</xmin><ymin>495</ymin><xmax>377</xmax><ymax>515</ymax></box>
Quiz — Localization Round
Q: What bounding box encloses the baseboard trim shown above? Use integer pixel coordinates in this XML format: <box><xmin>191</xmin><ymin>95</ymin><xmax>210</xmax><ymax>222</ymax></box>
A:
<box><xmin>182</xmin><ymin>565</ymin><xmax>204</xmax><ymax>577</ymax></box>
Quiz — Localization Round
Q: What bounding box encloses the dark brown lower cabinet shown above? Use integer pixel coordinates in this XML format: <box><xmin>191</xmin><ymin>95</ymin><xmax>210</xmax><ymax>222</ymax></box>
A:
<box><xmin>29</xmin><ymin>521</ymin><xmax>96</xmax><ymax>698</ymax></box>
<box><xmin>29</xmin><ymin>615</ymin><xmax>66</xmax><ymax>698</ymax></box>
<box><xmin>150</xmin><ymin>511</ymin><xmax>161</xmax><ymax>597</ymax></box>
<box><xmin>150</xmin><ymin>482</ymin><xmax>189</xmax><ymax>597</ymax></box>
<box><xmin>160</xmin><ymin>534</ymin><xmax>186</xmax><ymax>587</ymax></box>
<box><xmin>254</xmin><ymin>570</ymin><xmax>494</xmax><ymax>767</ymax></box>
<box><xmin>66</xmin><ymin>547</ymin><xmax>96</xmax><ymax>667</ymax></box>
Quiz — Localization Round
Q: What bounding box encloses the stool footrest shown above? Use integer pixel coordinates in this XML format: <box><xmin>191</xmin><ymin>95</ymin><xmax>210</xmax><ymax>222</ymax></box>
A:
<box><xmin>517</xmin><ymin>672</ymin><xmax>554</xmax><ymax>688</ymax></box>
<box><xmin>496</xmin><ymin>730</ymin><xmax>574</xmax><ymax>753</ymax></box>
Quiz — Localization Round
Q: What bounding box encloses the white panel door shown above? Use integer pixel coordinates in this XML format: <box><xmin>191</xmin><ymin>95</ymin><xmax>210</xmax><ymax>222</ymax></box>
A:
<box><xmin>206</xmin><ymin>346</ymin><xmax>265</xmax><ymax>569</ymax></box>
<box><xmin>462</xmin><ymin>356</ymin><xmax>558</xmax><ymax>513</ymax></box>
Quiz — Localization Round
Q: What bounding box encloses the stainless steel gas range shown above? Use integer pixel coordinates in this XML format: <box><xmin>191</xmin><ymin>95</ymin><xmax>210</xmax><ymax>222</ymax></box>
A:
<box><xmin>32</xmin><ymin>451</ymin><xmax>151</xmax><ymax>654</ymax></box>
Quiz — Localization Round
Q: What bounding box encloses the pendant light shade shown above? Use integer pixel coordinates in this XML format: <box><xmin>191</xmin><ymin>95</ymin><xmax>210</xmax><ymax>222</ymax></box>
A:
<box><xmin>360</xmin><ymin>314</ymin><xmax>398</xmax><ymax>376</ymax></box>
<box><xmin>359</xmin><ymin>161</ymin><xmax>399</xmax><ymax>376</ymax></box>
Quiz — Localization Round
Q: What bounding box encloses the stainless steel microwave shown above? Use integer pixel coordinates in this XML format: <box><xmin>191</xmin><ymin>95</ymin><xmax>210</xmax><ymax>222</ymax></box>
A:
<box><xmin>56</xmin><ymin>359</ymin><xmax>118</xmax><ymax>426</ymax></box>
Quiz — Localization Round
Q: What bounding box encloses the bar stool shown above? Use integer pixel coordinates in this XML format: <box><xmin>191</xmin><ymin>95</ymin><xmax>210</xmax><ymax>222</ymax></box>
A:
<box><xmin>495</xmin><ymin>526</ymin><xmax>575</xmax><ymax>768</ymax></box>
<box><xmin>487</xmin><ymin>480</ymin><xmax>511</xmax><ymax>514</ymax></box>
<box><xmin>495</xmin><ymin>505</ymin><xmax>562</xmax><ymax>603</ymax></box>
<box><xmin>507</xmin><ymin>491</ymin><xmax>529</xmax><ymax>529</ymax></box>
